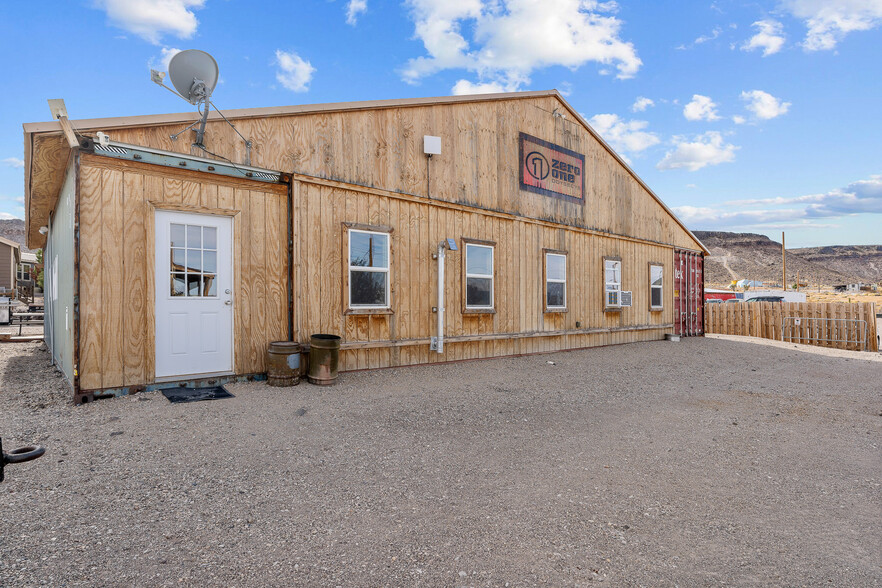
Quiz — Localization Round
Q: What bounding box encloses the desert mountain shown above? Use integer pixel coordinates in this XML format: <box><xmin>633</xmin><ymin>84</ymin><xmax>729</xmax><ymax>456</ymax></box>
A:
<box><xmin>694</xmin><ymin>231</ymin><xmax>879</xmax><ymax>287</ymax></box>
<box><xmin>0</xmin><ymin>218</ymin><xmax>33</xmax><ymax>252</ymax></box>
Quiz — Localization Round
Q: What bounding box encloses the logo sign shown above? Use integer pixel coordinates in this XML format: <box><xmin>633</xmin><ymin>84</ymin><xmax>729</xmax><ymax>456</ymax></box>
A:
<box><xmin>519</xmin><ymin>132</ymin><xmax>585</xmax><ymax>203</ymax></box>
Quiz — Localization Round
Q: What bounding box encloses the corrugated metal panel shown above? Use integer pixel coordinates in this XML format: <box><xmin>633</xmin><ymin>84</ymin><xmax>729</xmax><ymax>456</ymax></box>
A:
<box><xmin>46</xmin><ymin>162</ymin><xmax>76</xmax><ymax>382</ymax></box>
<box><xmin>674</xmin><ymin>249</ymin><xmax>704</xmax><ymax>336</ymax></box>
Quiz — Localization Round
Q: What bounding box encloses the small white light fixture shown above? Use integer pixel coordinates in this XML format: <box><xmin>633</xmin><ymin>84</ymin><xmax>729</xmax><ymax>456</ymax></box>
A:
<box><xmin>423</xmin><ymin>135</ymin><xmax>441</xmax><ymax>157</ymax></box>
<box><xmin>39</xmin><ymin>226</ymin><xmax>49</xmax><ymax>235</ymax></box>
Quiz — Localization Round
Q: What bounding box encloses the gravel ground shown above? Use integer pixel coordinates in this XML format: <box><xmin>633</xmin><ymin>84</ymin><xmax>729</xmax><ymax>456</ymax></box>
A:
<box><xmin>1</xmin><ymin>338</ymin><xmax>880</xmax><ymax>587</ymax></box>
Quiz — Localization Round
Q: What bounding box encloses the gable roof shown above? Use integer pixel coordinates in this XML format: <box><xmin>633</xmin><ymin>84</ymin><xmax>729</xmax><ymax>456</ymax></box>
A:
<box><xmin>23</xmin><ymin>90</ymin><xmax>707</xmax><ymax>254</ymax></box>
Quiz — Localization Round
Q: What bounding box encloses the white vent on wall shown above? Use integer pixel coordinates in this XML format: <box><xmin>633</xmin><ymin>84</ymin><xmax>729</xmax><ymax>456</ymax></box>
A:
<box><xmin>620</xmin><ymin>291</ymin><xmax>633</xmax><ymax>307</ymax></box>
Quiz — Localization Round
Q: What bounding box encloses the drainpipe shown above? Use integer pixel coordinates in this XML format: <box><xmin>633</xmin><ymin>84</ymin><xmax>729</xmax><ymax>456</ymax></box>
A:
<box><xmin>431</xmin><ymin>239</ymin><xmax>458</xmax><ymax>354</ymax></box>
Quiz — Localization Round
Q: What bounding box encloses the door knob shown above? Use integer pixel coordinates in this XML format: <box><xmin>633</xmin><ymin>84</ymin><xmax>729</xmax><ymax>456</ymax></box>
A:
<box><xmin>224</xmin><ymin>300</ymin><xmax>232</xmax><ymax>305</ymax></box>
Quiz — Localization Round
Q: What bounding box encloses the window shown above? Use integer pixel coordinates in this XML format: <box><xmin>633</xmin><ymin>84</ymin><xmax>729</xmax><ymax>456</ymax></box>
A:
<box><xmin>650</xmin><ymin>264</ymin><xmax>663</xmax><ymax>309</ymax></box>
<box><xmin>465</xmin><ymin>242</ymin><xmax>494</xmax><ymax>310</ymax></box>
<box><xmin>348</xmin><ymin>229</ymin><xmax>390</xmax><ymax>308</ymax></box>
<box><xmin>604</xmin><ymin>258</ymin><xmax>622</xmax><ymax>308</ymax></box>
<box><xmin>544</xmin><ymin>251</ymin><xmax>567</xmax><ymax>311</ymax></box>
<box><xmin>17</xmin><ymin>264</ymin><xmax>32</xmax><ymax>282</ymax></box>
<box><xmin>169</xmin><ymin>223</ymin><xmax>217</xmax><ymax>297</ymax></box>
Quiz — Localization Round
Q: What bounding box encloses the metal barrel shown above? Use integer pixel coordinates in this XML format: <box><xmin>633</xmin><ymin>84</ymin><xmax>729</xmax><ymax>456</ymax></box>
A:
<box><xmin>307</xmin><ymin>334</ymin><xmax>341</xmax><ymax>386</ymax></box>
<box><xmin>266</xmin><ymin>341</ymin><xmax>302</xmax><ymax>387</ymax></box>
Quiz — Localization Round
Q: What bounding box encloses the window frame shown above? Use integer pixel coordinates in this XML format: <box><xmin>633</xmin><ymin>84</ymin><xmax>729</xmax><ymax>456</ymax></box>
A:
<box><xmin>342</xmin><ymin>223</ymin><xmax>394</xmax><ymax>315</ymax></box>
<box><xmin>543</xmin><ymin>249</ymin><xmax>568</xmax><ymax>313</ymax></box>
<box><xmin>603</xmin><ymin>256</ymin><xmax>622</xmax><ymax>311</ymax></box>
<box><xmin>649</xmin><ymin>262</ymin><xmax>664</xmax><ymax>311</ymax></box>
<box><xmin>462</xmin><ymin>238</ymin><xmax>496</xmax><ymax>313</ymax></box>
<box><xmin>17</xmin><ymin>263</ymin><xmax>32</xmax><ymax>282</ymax></box>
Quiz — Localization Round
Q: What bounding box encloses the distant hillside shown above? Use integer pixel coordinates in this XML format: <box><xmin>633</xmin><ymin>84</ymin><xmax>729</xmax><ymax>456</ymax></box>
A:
<box><xmin>693</xmin><ymin>231</ymin><xmax>876</xmax><ymax>286</ymax></box>
<box><xmin>792</xmin><ymin>245</ymin><xmax>882</xmax><ymax>283</ymax></box>
<box><xmin>0</xmin><ymin>218</ymin><xmax>33</xmax><ymax>252</ymax></box>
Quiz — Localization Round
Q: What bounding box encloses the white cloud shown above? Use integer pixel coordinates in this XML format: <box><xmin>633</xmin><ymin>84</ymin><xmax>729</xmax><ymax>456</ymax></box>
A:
<box><xmin>149</xmin><ymin>47</ymin><xmax>181</xmax><ymax>72</ymax></box>
<box><xmin>93</xmin><ymin>0</ymin><xmax>205</xmax><ymax>44</ymax></box>
<box><xmin>631</xmin><ymin>96</ymin><xmax>654</xmax><ymax>112</ymax></box>
<box><xmin>0</xmin><ymin>212</ymin><xmax>18</xmax><ymax>220</ymax></box>
<box><xmin>741</xmin><ymin>19</ymin><xmax>786</xmax><ymax>56</ymax></box>
<box><xmin>732</xmin><ymin>115</ymin><xmax>746</xmax><ymax>124</ymax></box>
<box><xmin>683</xmin><ymin>94</ymin><xmax>721</xmax><ymax>121</ymax></box>
<box><xmin>674</xmin><ymin>174</ymin><xmax>882</xmax><ymax>229</ymax></box>
<box><xmin>2</xmin><ymin>157</ymin><xmax>24</xmax><ymax>168</ymax></box>
<box><xmin>695</xmin><ymin>26</ymin><xmax>723</xmax><ymax>44</ymax></box>
<box><xmin>741</xmin><ymin>90</ymin><xmax>791</xmax><ymax>119</ymax></box>
<box><xmin>783</xmin><ymin>0</ymin><xmax>882</xmax><ymax>51</ymax></box>
<box><xmin>451</xmin><ymin>79</ymin><xmax>508</xmax><ymax>95</ymax></box>
<box><xmin>402</xmin><ymin>0</ymin><xmax>642</xmax><ymax>90</ymax></box>
<box><xmin>656</xmin><ymin>132</ymin><xmax>738</xmax><ymax>171</ymax></box>
<box><xmin>588</xmin><ymin>114</ymin><xmax>660</xmax><ymax>160</ymax></box>
<box><xmin>346</xmin><ymin>0</ymin><xmax>367</xmax><ymax>25</ymax></box>
<box><xmin>274</xmin><ymin>50</ymin><xmax>315</xmax><ymax>92</ymax></box>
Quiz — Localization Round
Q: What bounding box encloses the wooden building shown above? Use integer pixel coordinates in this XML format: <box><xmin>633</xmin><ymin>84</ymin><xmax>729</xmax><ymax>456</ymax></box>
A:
<box><xmin>23</xmin><ymin>90</ymin><xmax>707</xmax><ymax>403</ymax></box>
<box><xmin>0</xmin><ymin>236</ymin><xmax>21</xmax><ymax>295</ymax></box>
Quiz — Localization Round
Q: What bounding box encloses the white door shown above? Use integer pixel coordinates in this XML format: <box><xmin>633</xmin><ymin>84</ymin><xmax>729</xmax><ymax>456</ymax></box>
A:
<box><xmin>155</xmin><ymin>210</ymin><xmax>233</xmax><ymax>378</ymax></box>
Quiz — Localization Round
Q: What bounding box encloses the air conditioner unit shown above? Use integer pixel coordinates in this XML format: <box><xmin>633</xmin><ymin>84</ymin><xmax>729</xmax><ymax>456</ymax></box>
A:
<box><xmin>620</xmin><ymin>291</ymin><xmax>632</xmax><ymax>307</ymax></box>
<box><xmin>606</xmin><ymin>290</ymin><xmax>621</xmax><ymax>307</ymax></box>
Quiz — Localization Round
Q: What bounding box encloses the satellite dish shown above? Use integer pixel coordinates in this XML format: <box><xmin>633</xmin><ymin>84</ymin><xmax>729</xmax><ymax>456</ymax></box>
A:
<box><xmin>168</xmin><ymin>50</ymin><xmax>219</xmax><ymax>105</ymax></box>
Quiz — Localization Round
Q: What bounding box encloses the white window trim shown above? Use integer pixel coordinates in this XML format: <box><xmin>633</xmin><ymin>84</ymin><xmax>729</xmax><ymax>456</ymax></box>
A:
<box><xmin>465</xmin><ymin>243</ymin><xmax>494</xmax><ymax>310</ymax></box>
<box><xmin>650</xmin><ymin>264</ymin><xmax>664</xmax><ymax>310</ymax></box>
<box><xmin>348</xmin><ymin>228</ymin><xmax>391</xmax><ymax>309</ymax></box>
<box><xmin>545</xmin><ymin>252</ymin><xmax>567</xmax><ymax>310</ymax></box>
<box><xmin>604</xmin><ymin>258</ymin><xmax>622</xmax><ymax>308</ymax></box>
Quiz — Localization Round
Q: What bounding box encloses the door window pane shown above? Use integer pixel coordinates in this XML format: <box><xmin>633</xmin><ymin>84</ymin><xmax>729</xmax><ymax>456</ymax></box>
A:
<box><xmin>171</xmin><ymin>249</ymin><xmax>185</xmax><ymax>271</ymax></box>
<box><xmin>187</xmin><ymin>249</ymin><xmax>202</xmax><ymax>272</ymax></box>
<box><xmin>169</xmin><ymin>222</ymin><xmax>220</xmax><ymax>298</ymax></box>
<box><xmin>203</xmin><ymin>227</ymin><xmax>217</xmax><ymax>250</ymax></box>
<box><xmin>186</xmin><ymin>273</ymin><xmax>201</xmax><ymax>297</ymax></box>
<box><xmin>203</xmin><ymin>274</ymin><xmax>217</xmax><ymax>297</ymax></box>
<box><xmin>170</xmin><ymin>224</ymin><xmax>186</xmax><ymax>247</ymax></box>
<box><xmin>187</xmin><ymin>225</ymin><xmax>202</xmax><ymax>248</ymax></box>
<box><xmin>203</xmin><ymin>250</ymin><xmax>217</xmax><ymax>273</ymax></box>
<box><xmin>171</xmin><ymin>273</ymin><xmax>185</xmax><ymax>296</ymax></box>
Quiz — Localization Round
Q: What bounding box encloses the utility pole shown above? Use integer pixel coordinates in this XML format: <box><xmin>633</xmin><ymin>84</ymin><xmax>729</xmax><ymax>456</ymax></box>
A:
<box><xmin>782</xmin><ymin>231</ymin><xmax>786</xmax><ymax>291</ymax></box>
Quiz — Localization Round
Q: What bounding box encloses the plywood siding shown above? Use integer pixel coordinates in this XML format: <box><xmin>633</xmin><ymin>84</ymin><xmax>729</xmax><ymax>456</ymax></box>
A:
<box><xmin>97</xmin><ymin>95</ymin><xmax>701</xmax><ymax>252</ymax></box>
<box><xmin>291</xmin><ymin>177</ymin><xmax>675</xmax><ymax>371</ymax></box>
<box><xmin>77</xmin><ymin>155</ymin><xmax>288</xmax><ymax>391</ymax></box>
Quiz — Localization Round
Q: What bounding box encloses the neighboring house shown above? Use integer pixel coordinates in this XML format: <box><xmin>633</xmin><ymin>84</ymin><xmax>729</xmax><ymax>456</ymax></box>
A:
<box><xmin>24</xmin><ymin>90</ymin><xmax>709</xmax><ymax>403</ymax></box>
<box><xmin>0</xmin><ymin>235</ymin><xmax>21</xmax><ymax>296</ymax></box>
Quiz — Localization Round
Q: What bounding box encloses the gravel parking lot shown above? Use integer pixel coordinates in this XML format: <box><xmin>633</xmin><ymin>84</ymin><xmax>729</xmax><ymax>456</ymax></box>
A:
<box><xmin>1</xmin><ymin>337</ymin><xmax>880</xmax><ymax>587</ymax></box>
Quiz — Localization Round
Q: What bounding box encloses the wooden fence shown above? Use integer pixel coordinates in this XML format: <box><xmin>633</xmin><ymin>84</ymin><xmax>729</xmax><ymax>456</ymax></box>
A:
<box><xmin>705</xmin><ymin>302</ymin><xmax>879</xmax><ymax>352</ymax></box>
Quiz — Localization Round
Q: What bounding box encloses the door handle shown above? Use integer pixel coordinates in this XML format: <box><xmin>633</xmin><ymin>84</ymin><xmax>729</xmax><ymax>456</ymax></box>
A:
<box><xmin>224</xmin><ymin>300</ymin><xmax>232</xmax><ymax>306</ymax></box>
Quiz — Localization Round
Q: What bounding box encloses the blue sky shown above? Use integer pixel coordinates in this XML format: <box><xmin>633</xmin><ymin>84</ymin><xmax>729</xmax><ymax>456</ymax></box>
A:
<box><xmin>1</xmin><ymin>1</ymin><xmax>880</xmax><ymax>247</ymax></box>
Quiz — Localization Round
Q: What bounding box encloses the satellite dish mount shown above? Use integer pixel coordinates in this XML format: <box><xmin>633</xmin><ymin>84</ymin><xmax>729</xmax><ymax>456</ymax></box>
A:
<box><xmin>151</xmin><ymin>49</ymin><xmax>252</xmax><ymax>163</ymax></box>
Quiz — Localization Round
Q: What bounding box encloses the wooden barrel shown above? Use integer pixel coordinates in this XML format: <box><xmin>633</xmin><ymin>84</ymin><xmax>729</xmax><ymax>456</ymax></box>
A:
<box><xmin>307</xmin><ymin>334</ymin><xmax>341</xmax><ymax>385</ymax></box>
<box><xmin>266</xmin><ymin>341</ymin><xmax>302</xmax><ymax>387</ymax></box>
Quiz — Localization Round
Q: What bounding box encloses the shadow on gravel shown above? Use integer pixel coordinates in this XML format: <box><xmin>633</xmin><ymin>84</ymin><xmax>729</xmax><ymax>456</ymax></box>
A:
<box><xmin>0</xmin><ymin>342</ymin><xmax>70</xmax><ymax>408</ymax></box>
